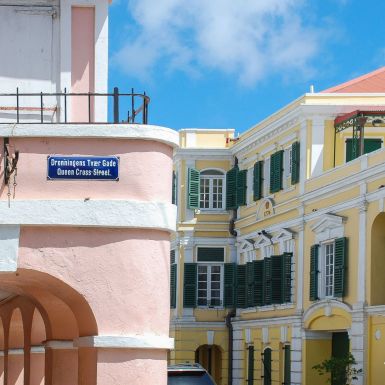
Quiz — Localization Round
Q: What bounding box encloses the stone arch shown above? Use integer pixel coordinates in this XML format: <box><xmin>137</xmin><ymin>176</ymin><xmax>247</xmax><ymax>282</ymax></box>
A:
<box><xmin>8</xmin><ymin>308</ymin><xmax>24</xmax><ymax>385</ymax></box>
<box><xmin>370</xmin><ymin>212</ymin><xmax>385</xmax><ymax>305</ymax></box>
<box><xmin>304</xmin><ymin>300</ymin><xmax>352</xmax><ymax>331</ymax></box>
<box><xmin>195</xmin><ymin>344</ymin><xmax>223</xmax><ymax>385</ymax></box>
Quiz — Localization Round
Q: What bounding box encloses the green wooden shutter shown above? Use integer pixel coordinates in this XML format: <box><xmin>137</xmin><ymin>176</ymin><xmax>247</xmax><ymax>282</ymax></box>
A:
<box><xmin>270</xmin><ymin>150</ymin><xmax>283</xmax><ymax>193</ymax></box>
<box><xmin>283</xmin><ymin>345</ymin><xmax>291</xmax><ymax>385</ymax></box>
<box><xmin>247</xmin><ymin>345</ymin><xmax>254</xmax><ymax>385</ymax></box>
<box><xmin>170</xmin><ymin>264</ymin><xmax>177</xmax><ymax>308</ymax></box>
<box><xmin>246</xmin><ymin>262</ymin><xmax>255</xmax><ymax>307</ymax></box>
<box><xmin>253</xmin><ymin>161</ymin><xmax>263</xmax><ymax>201</ymax></box>
<box><xmin>237</xmin><ymin>169</ymin><xmax>247</xmax><ymax>206</ymax></box>
<box><xmin>172</xmin><ymin>171</ymin><xmax>177</xmax><ymax>204</ymax></box>
<box><xmin>334</xmin><ymin>237</ymin><xmax>347</xmax><ymax>297</ymax></box>
<box><xmin>183</xmin><ymin>263</ymin><xmax>197</xmax><ymax>308</ymax></box>
<box><xmin>291</xmin><ymin>141</ymin><xmax>300</xmax><ymax>185</ymax></box>
<box><xmin>197</xmin><ymin>247</ymin><xmax>224</xmax><ymax>262</ymax></box>
<box><xmin>226</xmin><ymin>167</ymin><xmax>238</xmax><ymax>210</ymax></box>
<box><xmin>263</xmin><ymin>258</ymin><xmax>272</xmax><ymax>305</ymax></box>
<box><xmin>364</xmin><ymin>138</ymin><xmax>382</xmax><ymax>154</ymax></box>
<box><xmin>236</xmin><ymin>264</ymin><xmax>247</xmax><ymax>308</ymax></box>
<box><xmin>310</xmin><ymin>244</ymin><xmax>319</xmax><ymax>301</ymax></box>
<box><xmin>253</xmin><ymin>260</ymin><xmax>264</xmax><ymax>306</ymax></box>
<box><xmin>282</xmin><ymin>253</ymin><xmax>292</xmax><ymax>303</ymax></box>
<box><xmin>271</xmin><ymin>255</ymin><xmax>283</xmax><ymax>304</ymax></box>
<box><xmin>224</xmin><ymin>263</ymin><xmax>236</xmax><ymax>307</ymax></box>
<box><xmin>187</xmin><ymin>168</ymin><xmax>200</xmax><ymax>209</ymax></box>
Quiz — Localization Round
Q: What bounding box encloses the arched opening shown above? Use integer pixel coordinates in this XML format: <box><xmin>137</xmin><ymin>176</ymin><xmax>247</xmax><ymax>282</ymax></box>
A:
<box><xmin>30</xmin><ymin>308</ymin><xmax>45</xmax><ymax>385</ymax></box>
<box><xmin>370</xmin><ymin>213</ymin><xmax>385</xmax><ymax>304</ymax></box>
<box><xmin>8</xmin><ymin>308</ymin><xmax>24</xmax><ymax>385</ymax></box>
<box><xmin>195</xmin><ymin>345</ymin><xmax>222</xmax><ymax>385</ymax></box>
<box><xmin>262</xmin><ymin>347</ymin><xmax>272</xmax><ymax>385</ymax></box>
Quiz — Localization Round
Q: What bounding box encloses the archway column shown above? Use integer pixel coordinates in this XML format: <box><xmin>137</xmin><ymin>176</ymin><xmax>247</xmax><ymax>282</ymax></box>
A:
<box><xmin>44</xmin><ymin>341</ymin><xmax>77</xmax><ymax>385</ymax></box>
<box><xmin>76</xmin><ymin>335</ymin><xmax>173</xmax><ymax>385</ymax></box>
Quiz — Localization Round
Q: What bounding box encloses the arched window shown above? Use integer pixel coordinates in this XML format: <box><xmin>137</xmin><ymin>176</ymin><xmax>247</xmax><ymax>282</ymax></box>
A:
<box><xmin>200</xmin><ymin>169</ymin><xmax>225</xmax><ymax>210</ymax></box>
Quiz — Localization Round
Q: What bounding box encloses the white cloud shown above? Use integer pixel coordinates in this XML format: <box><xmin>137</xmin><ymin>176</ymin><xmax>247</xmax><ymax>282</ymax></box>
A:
<box><xmin>111</xmin><ymin>0</ymin><xmax>321</xmax><ymax>86</ymax></box>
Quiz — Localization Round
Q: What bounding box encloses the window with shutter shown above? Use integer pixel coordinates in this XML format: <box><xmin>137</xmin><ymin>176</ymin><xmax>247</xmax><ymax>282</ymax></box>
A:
<box><xmin>270</xmin><ymin>150</ymin><xmax>283</xmax><ymax>193</ymax></box>
<box><xmin>199</xmin><ymin>169</ymin><xmax>225</xmax><ymax>210</ymax></box>
<box><xmin>291</xmin><ymin>141</ymin><xmax>300</xmax><ymax>184</ymax></box>
<box><xmin>263</xmin><ymin>258</ymin><xmax>272</xmax><ymax>305</ymax></box>
<box><xmin>253</xmin><ymin>260</ymin><xmax>264</xmax><ymax>306</ymax></box>
<box><xmin>283</xmin><ymin>253</ymin><xmax>292</xmax><ymax>303</ymax></box>
<box><xmin>310</xmin><ymin>245</ymin><xmax>319</xmax><ymax>301</ymax></box>
<box><xmin>262</xmin><ymin>348</ymin><xmax>272</xmax><ymax>385</ymax></box>
<box><xmin>346</xmin><ymin>138</ymin><xmax>382</xmax><ymax>162</ymax></box>
<box><xmin>271</xmin><ymin>255</ymin><xmax>283</xmax><ymax>304</ymax></box>
<box><xmin>264</xmin><ymin>158</ymin><xmax>270</xmax><ymax>196</ymax></box>
<box><xmin>183</xmin><ymin>263</ymin><xmax>197</xmax><ymax>308</ymax></box>
<box><xmin>237</xmin><ymin>169</ymin><xmax>247</xmax><ymax>206</ymax></box>
<box><xmin>170</xmin><ymin>264</ymin><xmax>177</xmax><ymax>308</ymax></box>
<box><xmin>236</xmin><ymin>264</ymin><xmax>247</xmax><ymax>308</ymax></box>
<box><xmin>253</xmin><ymin>161</ymin><xmax>263</xmax><ymax>201</ymax></box>
<box><xmin>246</xmin><ymin>262</ymin><xmax>255</xmax><ymax>307</ymax></box>
<box><xmin>172</xmin><ymin>171</ymin><xmax>177</xmax><ymax>204</ymax></box>
<box><xmin>334</xmin><ymin>237</ymin><xmax>347</xmax><ymax>297</ymax></box>
<box><xmin>188</xmin><ymin>168</ymin><xmax>200</xmax><ymax>209</ymax></box>
<box><xmin>224</xmin><ymin>263</ymin><xmax>236</xmax><ymax>307</ymax></box>
<box><xmin>226</xmin><ymin>166</ymin><xmax>238</xmax><ymax>210</ymax></box>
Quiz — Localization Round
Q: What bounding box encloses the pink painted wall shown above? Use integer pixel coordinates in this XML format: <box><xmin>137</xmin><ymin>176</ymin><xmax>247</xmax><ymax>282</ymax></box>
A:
<box><xmin>7</xmin><ymin>355</ymin><xmax>23</xmax><ymax>385</ymax></box>
<box><xmin>71</xmin><ymin>7</ymin><xmax>95</xmax><ymax>122</ymax></box>
<box><xmin>1</xmin><ymin>139</ymin><xmax>173</xmax><ymax>202</ymax></box>
<box><xmin>18</xmin><ymin>227</ymin><xmax>171</xmax><ymax>336</ymax></box>
<box><xmin>30</xmin><ymin>354</ymin><xmax>44</xmax><ymax>385</ymax></box>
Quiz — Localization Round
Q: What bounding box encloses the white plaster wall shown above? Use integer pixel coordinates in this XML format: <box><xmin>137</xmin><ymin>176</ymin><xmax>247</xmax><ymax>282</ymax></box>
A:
<box><xmin>0</xmin><ymin>1</ymin><xmax>59</xmax><ymax>122</ymax></box>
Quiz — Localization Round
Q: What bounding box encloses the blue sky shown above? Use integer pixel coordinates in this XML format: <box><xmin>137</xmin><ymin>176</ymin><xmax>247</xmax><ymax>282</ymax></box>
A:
<box><xmin>108</xmin><ymin>0</ymin><xmax>385</xmax><ymax>134</ymax></box>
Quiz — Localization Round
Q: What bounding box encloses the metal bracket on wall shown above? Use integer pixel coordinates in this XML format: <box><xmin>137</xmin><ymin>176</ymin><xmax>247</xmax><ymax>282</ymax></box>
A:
<box><xmin>4</xmin><ymin>138</ymin><xmax>19</xmax><ymax>185</ymax></box>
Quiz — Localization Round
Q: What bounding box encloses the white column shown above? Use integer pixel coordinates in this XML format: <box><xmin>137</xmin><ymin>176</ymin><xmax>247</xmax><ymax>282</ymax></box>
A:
<box><xmin>290</xmin><ymin>322</ymin><xmax>303</xmax><ymax>385</ymax></box>
<box><xmin>349</xmin><ymin>307</ymin><xmax>366</xmax><ymax>385</ymax></box>
<box><xmin>299</xmin><ymin>120</ymin><xmax>307</xmax><ymax>194</ymax></box>
<box><xmin>232</xmin><ymin>326</ymin><xmax>244</xmax><ymax>385</ymax></box>
<box><xmin>310</xmin><ymin>118</ymin><xmax>325</xmax><ymax>178</ymax></box>
<box><xmin>357</xmin><ymin>196</ymin><xmax>367</xmax><ymax>305</ymax></box>
<box><xmin>296</xmin><ymin>221</ymin><xmax>305</xmax><ymax>311</ymax></box>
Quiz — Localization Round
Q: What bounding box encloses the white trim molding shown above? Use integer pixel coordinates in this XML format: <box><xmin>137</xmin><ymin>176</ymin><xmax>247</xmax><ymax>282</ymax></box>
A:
<box><xmin>75</xmin><ymin>335</ymin><xmax>174</xmax><ymax>350</ymax></box>
<box><xmin>45</xmin><ymin>340</ymin><xmax>75</xmax><ymax>350</ymax></box>
<box><xmin>0</xmin><ymin>225</ymin><xmax>20</xmax><ymax>272</ymax></box>
<box><xmin>0</xmin><ymin>200</ymin><xmax>176</xmax><ymax>232</ymax></box>
<box><xmin>310</xmin><ymin>213</ymin><xmax>346</xmax><ymax>243</ymax></box>
<box><xmin>303</xmin><ymin>299</ymin><xmax>352</xmax><ymax>325</ymax></box>
<box><xmin>1</xmin><ymin>124</ymin><xmax>180</xmax><ymax>148</ymax></box>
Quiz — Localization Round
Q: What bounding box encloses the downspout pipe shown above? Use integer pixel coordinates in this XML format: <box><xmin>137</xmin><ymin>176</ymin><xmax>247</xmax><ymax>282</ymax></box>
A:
<box><xmin>225</xmin><ymin>310</ymin><xmax>236</xmax><ymax>385</ymax></box>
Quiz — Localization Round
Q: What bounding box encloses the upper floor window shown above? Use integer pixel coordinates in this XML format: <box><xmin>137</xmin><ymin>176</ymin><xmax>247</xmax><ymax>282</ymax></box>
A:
<box><xmin>200</xmin><ymin>170</ymin><xmax>225</xmax><ymax>210</ymax></box>
<box><xmin>310</xmin><ymin>237</ymin><xmax>347</xmax><ymax>301</ymax></box>
<box><xmin>197</xmin><ymin>264</ymin><xmax>223</xmax><ymax>307</ymax></box>
<box><xmin>345</xmin><ymin>138</ymin><xmax>382</xmax><ymax>162</ymax></box>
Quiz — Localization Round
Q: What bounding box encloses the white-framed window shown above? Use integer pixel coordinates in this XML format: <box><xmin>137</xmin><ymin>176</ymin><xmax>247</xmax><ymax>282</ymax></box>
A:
<box><xmin>283</xmin><ymin>147</ymin><xmax>292</xmax><ymax>189</ymax></box>
<box><xmin>319</xmin><ymin>241</ymin><xmax>335</xmax><ymax>298</ymax></box>
<box><xmin>197</xmin><ymin>264</ymin><xmax>223</xmax><ymax>307</ymax></box>
<box><xmin>263</xmin><ymin>157</ymin><xmax>270</xmax><ymax>196</ymax></box>
<box><xmin>199</xmin><ymin>169</ymin><xmax>225</xmax><ymax>210</ymax></box>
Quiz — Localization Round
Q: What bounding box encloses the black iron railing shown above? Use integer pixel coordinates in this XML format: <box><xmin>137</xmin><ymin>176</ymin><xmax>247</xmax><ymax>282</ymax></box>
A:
<box><xmin>0</xmin><ymin>87</ymin><xmax>150</xmax><ymax>124</ymax></box>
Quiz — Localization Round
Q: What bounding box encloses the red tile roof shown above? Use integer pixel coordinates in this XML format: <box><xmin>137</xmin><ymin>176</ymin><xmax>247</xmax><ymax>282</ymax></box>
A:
<box><xmin>322</xmin><ymin>67</ymin><xmax>385</xmax><ymax>93</ymax></box>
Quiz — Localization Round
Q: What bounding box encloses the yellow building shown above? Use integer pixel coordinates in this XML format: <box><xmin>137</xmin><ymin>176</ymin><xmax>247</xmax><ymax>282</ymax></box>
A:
<box><xmin>170</xmin><ymin>67</ymin><xmax>385</xmax><ymax>385</ymax></box>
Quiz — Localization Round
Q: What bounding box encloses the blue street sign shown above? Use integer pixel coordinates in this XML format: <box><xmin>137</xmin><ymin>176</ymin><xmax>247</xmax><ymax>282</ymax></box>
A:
<box><xmin>47</xmin><ymin>156</ymin><xmax>119</xmax><ymax>180</ymax></box>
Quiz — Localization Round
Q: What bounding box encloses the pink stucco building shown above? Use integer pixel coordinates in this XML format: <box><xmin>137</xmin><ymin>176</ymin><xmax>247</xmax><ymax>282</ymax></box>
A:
<box><xmin>0</xmin><ymin>1</ymin><xmax>178</xmax><ymax>385</ymax></box>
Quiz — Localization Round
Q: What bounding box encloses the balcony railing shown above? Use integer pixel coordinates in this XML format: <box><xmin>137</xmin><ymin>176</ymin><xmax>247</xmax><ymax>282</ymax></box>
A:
<box><xmin>0</xmin><ymin>87</ymin><xmax>150</xmax><ymax>124</ymax></box>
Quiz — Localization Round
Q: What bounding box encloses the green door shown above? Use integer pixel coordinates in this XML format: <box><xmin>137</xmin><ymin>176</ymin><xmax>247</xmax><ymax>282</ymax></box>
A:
<box><xmin>331</xmin><ymin>332</ymin><xmax>349</xmax><ymax>385</ymax></box>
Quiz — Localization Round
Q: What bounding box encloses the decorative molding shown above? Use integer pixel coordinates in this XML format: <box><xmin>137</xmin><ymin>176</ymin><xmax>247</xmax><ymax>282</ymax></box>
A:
<box><xmin>75</xmin><ymin>335</ymin><xmax>174</xmax><ymax>350</ymax></box>
<box><xmin>310</xmin><ymin>213</ymin><xmax>345</xmax><ymax>243</ymax></box>
<box><xmin>207</xmin><ymin>331</ymin><xmax>214</xmax><ymax>345</ymax></box>
<box><xmin>303</xmin><ymin>299</ymin><xmax>352</xmax><ymax>324</ymax></box>
<box><xmin>45</xmin><ymin>340</ymin><xmax>75</xmax><ymax>350</ymax></box>
<box><xmin>0</xmin><ymin>200</ymin><xmax>176</xmax><ymax>233</ymax></box>
<box><xmin>1</xmin><ymin>124</ymin><xmax>180</xmax><ymax>148</ymax></box>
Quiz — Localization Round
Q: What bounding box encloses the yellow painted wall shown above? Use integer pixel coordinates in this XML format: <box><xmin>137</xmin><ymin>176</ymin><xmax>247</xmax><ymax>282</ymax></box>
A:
<box><xmin>368</xmin><ymin>315</ymin><xmax>385</xmax><ymax>385</ymax></box>
<box><xmin>304</xmin><ymin>339</ymin><xmax>332</xmax><ymax>385</ymax></box>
